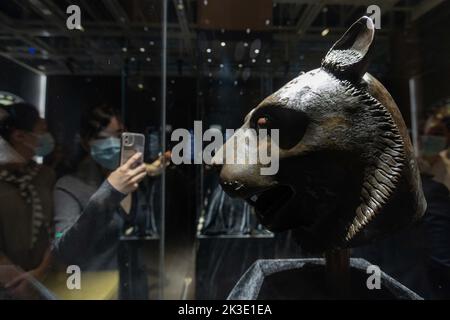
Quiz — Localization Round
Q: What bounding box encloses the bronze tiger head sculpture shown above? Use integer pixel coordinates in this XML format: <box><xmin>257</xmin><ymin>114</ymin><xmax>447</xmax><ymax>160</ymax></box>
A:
<box><xmin>213</xmin><ymin>17</ymin><xmax>426</xmax><ymax>253</ymax></box>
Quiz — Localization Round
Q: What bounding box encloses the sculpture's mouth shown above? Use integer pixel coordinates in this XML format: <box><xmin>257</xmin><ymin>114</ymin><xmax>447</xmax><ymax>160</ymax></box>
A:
<box><xmin>246</xmin><ymin>185</ymin><xmax>295</xmax><ymax>229</ymax></box>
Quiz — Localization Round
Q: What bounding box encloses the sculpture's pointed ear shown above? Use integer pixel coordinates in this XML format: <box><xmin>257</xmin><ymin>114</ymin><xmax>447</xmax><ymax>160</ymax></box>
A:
<box><xmin>322</xmin><ymin>16</ymin><xmax>375</xmax><ymax>81</ymax></box>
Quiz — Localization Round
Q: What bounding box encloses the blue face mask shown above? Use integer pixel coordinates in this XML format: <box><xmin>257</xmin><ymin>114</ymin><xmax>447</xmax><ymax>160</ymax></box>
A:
<box><xmin>421</xmin><ymin>135</ymin><xmax>447</xmax><ymax>157</ymax></box>
<box><xmin>32</xmin><ymin>132</ymin><xmax>55</xmax><ymax>157</ymax></box>
<box><xmin>90</xmin><ymin>137</ymin><xmax>121</xmax><ymax>170</ymax></box>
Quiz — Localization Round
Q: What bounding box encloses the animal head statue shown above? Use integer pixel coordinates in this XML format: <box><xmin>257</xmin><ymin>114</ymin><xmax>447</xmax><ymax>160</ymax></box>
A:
<box><xmin>213</xmin><ymin>17</ymin><xmax>426</xmax><ymax>253</ymax></box>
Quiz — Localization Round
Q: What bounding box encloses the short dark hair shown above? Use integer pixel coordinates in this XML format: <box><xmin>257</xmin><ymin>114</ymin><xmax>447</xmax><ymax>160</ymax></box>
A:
<box><xmin>80</xmin><ymin>104</ymin><xmax>121</xmax><ymax>142</ymax></box>
<box><xmin>0</xmin><ymin>103</ymin><xmax>40</xmax><ymax>142</ymax></box>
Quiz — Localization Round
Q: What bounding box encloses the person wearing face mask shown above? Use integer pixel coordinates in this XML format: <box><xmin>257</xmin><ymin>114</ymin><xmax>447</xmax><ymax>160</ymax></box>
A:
<box><xmin>0</xmin><ymin>103</ymin><xmax>56</xmax><ymax>298</ymax></box>
<box><xmin>419</xmin><ymin>107</ymin><xmax>450</xmax><ymax>191</ymax></box>
<box><xmin>418</xmin><ymin>107</ymin><xmax>450</xmax><ymax>299</ymax></box>
<box><xmin>52</xmin><ymin>104</ymin><xmax>167</xmax><ymax>299</ymax></box>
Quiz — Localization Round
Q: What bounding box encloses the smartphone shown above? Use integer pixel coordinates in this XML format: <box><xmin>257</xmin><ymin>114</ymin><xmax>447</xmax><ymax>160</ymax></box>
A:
<box><xmin>120</xmin><ymin>132</ymin><xmax>146</xmax><ymax>167</ymax></box>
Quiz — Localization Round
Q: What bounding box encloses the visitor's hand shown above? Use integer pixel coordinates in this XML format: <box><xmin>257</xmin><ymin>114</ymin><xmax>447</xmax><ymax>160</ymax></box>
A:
<box><xmin>108</xmin><ymin>153</ymin><xmax>147</xmax><ymax>194</ymax></box>
<box><xmin>4</xmin><ymin>268</ymin><xmax>42</xmax><ymax>299</ymax></box>
<box><xmin>146</xmin><ymin>150</ymin><xmax>171</xmax><ymax>177</ymax></box>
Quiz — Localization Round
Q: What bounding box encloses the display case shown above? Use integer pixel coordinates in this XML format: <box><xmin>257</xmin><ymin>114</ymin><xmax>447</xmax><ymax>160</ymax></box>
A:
<box><xmin>0</xmin><ymin>0</ymin><xmax>449</xmax><ymax>301</ymax></box>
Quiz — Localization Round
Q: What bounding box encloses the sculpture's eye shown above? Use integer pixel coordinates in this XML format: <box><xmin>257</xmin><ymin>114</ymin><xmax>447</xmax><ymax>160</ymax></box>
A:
<box><xmin>256</xmin><ymin>116</ymin><xmax>270</xmax><ymax>130</ymax></box>
<box><xmin>251</xmin><ymin>108</ymin><xmax>309</xmax><ymax>149</ymax></box>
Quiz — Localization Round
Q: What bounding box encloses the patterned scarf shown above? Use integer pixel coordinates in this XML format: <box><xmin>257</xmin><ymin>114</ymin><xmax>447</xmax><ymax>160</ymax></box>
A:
<box><xmin>0</xmin><ymin>162</ymin><xmax>47</xmax><ymax>249</ymax></box>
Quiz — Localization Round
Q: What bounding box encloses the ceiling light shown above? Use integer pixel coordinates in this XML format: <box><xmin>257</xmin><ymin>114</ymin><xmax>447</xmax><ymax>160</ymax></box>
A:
<box><xmin>220</xmin><ymin>42</ymin><xmax>226</xmax><ymax>47</ymax></box>
<box><xmin>321</xmin><ymin>28</ymin><xmax>330</xmax><ymax>37</ymax></box>
<box><xmin>206</xmin><ymin>48</ymin><xmax>211</xmax><ymax>53</ymax></box>
<box><xmin>140</xmin><ymin>47</ymin><xmax>145</xmax><ymax>52</ymax></box>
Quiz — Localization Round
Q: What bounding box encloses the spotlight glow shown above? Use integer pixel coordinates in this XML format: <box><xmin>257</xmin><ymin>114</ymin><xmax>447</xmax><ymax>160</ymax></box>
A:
<box><xmin>321</xmin><ymin>28</ymin><xmax>330</xmax><ymax>37</ymax></box>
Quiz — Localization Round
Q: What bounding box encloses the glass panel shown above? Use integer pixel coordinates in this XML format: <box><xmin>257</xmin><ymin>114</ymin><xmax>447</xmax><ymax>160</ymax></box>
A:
<box><xmin>0</xmin><ymin>0</ymin><xmax>166</xmax><ymax>300</ymax></box>
<box><xmin>165</xmin><ymin>0</ymin><xmax>450</xmax><ymax>301</ymax></box>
